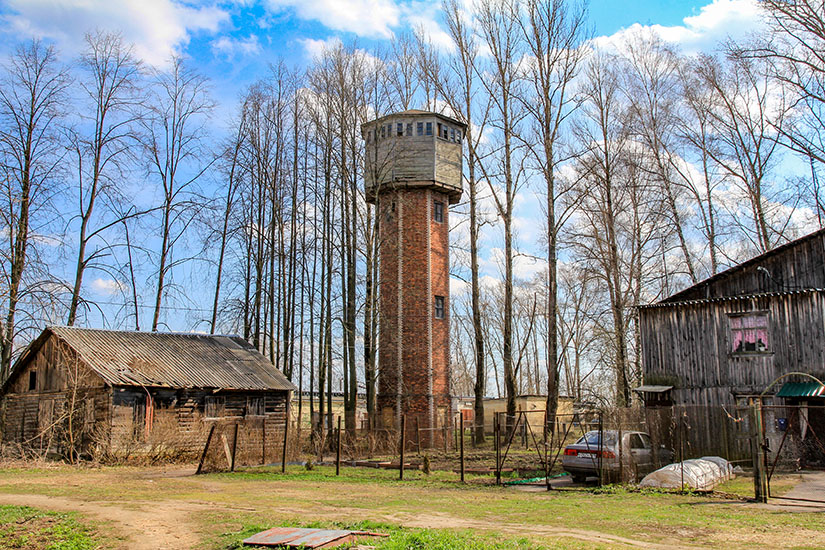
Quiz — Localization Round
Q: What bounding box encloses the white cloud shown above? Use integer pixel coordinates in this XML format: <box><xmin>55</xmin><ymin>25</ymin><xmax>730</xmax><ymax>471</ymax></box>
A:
<box><xmin>91</xmin><ymin>278</ymin><xmax>126</xmax><ymax>296</ymax></box>
<box><xmin>450</xmin><ymin>276</ymin><xmax>470</xmax><ymax>296</ymax></box>
<box><xmin>594</xmin><ymin>0</ymin><xmax>764</xmax><ymax>55</ymax></box>
<box><xmin>212</xmin><ymin>34</ymin><xmax>262</xmax><ymax>58</ymax></box>
<box><xmin>482</xmin><ymin>247</ymin><xmax>548</xmax><ymax>281</ymax></box>
<box><xmin>298</xmin><ymin>36</ymin><xmax>343</xmax><ymax>60</ymax></box>
<box><xmin>265</xmin><ymin>0</ymin><xmax>401</xmax><ymax>39</ymax></box>
<box><xmin>403</xmin><ymin>2</ymin><xmax>454</xmax><ymax>53</ymax></box>
<box><xmin>4</xmin><ymin>0</ymin><xmax>229</xmax><ymax>67</ymax></box>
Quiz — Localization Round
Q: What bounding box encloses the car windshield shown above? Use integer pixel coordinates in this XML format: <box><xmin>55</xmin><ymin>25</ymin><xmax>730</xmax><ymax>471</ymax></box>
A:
<box><xmin>576</xmin><ymin>431</ymin><xmax>617</xmax><ymax>447</ymax></box>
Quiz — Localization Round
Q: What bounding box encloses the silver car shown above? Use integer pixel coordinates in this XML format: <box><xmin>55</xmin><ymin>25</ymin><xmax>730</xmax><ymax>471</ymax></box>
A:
<box><xmin>561</xmin><ymin>430</ymin><xmax>673</xmax><ymax>483</ymax></box>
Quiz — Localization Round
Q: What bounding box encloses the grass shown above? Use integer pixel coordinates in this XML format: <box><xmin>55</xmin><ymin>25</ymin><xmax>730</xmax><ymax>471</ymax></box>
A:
<box><xmin>217</xmin><ymin>519</ymin><xmax>542</xmax><ymax>550</ymax></box>
<box><xmin>0</xmin><ymin>463</ymin><xmax>823</xmax><ymax>549</ymax></box>
<box><xmin>0</xmin><ymin>505</ymin><xmax>97</xmax><ymax>550</ymax></box>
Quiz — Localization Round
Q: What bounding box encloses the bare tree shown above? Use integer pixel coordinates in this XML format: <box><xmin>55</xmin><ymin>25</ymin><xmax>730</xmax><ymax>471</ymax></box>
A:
<box><xmin>476</xmin><ymin>0</ymin><xmax>526</xmax><ymax>426</ymax></box>
<box><xmin>518</xmin><ymin>0</ymin><xmax>588</xmax><ymax>434</ymax></box>
<box><xmin>142</xmin><ymin>56</ymin><xmax>214</xmax><ymax>331</ymax></box>
<box><xmin>735</xmin><ymin>0</ymin><xmax>825</xmax><ymax>219</ymax></box>
<box><xmin>66</xmin><ymin>31</ymin><xmax>144</xmax><ymax>326</ymax></box>
<box><xmin>695</xmin><ymin>54</ymin><xmax>788</xmax><ymax>253</ymax></box>
<box><xmin>0</xmin><ymin>41</ymin><xmax>69</xmax><ymax>379</ymax></box>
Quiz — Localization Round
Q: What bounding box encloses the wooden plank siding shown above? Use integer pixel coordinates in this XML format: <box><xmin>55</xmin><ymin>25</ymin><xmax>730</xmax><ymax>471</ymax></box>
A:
<box><xmin>641</xmin><ymin>291</ymin><xmax>825</xmax><ymax>406</ymax></box>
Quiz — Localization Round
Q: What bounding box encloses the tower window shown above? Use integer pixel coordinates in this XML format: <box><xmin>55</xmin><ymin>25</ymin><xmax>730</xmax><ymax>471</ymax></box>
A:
<box><xmin>381</xmin><ymin>125</ymin><xmax>385</xmax><ymax>138</ymax></box>
<box><xmin>426</xmin><ymin>122</ymin><xmax>432</xmax><ymax>135</ymax></box>
<box><xmin>29</xmin><ymin>370</ymin><xmax>36</xmax><ymax>391</ymax></box>
<box><xmin>387</xmin><ymin>123</ymin><xmax>393</xmax><ymax>137</ymax></box>
<box><xmin>406</xmin><ymin>123</ymin><xmax>412</xmax><ymax>136</ymax></box>
<box><xmin>433</xmin><ymin>200</ymin><xmax>444</xmax><ymax>223</ymax></box>
<box><xmin>450</xmin><ymin>128</ymin><xmax>456</xmax><ymax>141</ymax></box>
<box><xmin>397</xmin><ymin>123</ymin><xmax>404</xmax><ymax>136</ymax></box>
<box><xmin>417</xmin><ymin>122</ymin><xmax>424</xmax><ymax>135</ymax></box>
<box><xmin>434</xmin><ymin>296</ymin><xmax>445</xmax><ymax>319</ymax></box>
<box><xmin>437</xmin><ymin>122</ymin><xmax>442</xmax><ymax>138</ymax></box>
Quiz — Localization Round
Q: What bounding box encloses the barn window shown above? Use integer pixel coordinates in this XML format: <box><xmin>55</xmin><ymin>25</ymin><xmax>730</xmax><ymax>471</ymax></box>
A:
<box><xmin>433</xmin><ymin>200</ymin><xmax>444</xmax><ymax>223</ymax></box>
<box><xmin>406</xmin><ymin>123</ymin><xmax>412</xmax><ymax>136</ymax></box>
<box><xmin>204</xmin><ymin>395</ymin><xmax>226</xmax><ymax>419</ymax></box>
<box><xmin>246</xmin><ymin>396</ymin><xmax>265</xmax><ymax>417</ymax></box>
<box><xmin>29</xmin><ymin>370</ymin><xmax>36</xmax><ymax>391</ymax></box>
<box><xmin>450</xmin><ymin>128</ymin><xmax>456</xmax><ymax>142</ymax></box>
<box><xmin>426</xmin><ymin>122</ymin><xmax>433</xmax><ymax>135</ymax></box>
<box><xmin>417</xmin><ymin>122</ymin><xmax>424</xmax><ymax>135</ymax></box>
<box><xmin>729</xmin><ymin>312</ymin><xmax>769</xmax><ymax>353</ymax></box>
<box><xmin>434</xmin><ymin>296</ymin><xmax>445</xmax><ymax>319</ymax></box>
<box><xmin>397</xmin><ymin>123</ymin><xmax>404</xmax><ymax>136</ymax></box>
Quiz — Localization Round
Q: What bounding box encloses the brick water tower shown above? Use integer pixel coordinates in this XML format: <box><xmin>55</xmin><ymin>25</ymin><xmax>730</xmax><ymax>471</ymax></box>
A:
<box><xmin>362</xmin><ymin>110</ymin><xmax>465</xmax><ymax>443</ymax></box>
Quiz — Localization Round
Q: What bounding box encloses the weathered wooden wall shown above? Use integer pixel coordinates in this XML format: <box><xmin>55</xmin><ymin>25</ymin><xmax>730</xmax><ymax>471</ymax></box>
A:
<box><xmin>108</xmin><ymin>388</ymin><xmax>289</xmax><ymax>458</ymax></box>
<box><xmin>641</xmin><ymin>290</ymin><xmax>825</xmax><ymax>406</ymax></box>
<box><xmin>1</xmin><ymin>334</ymin><xmax>110</xmax><ymax>456</ymax></box>
<box><xmin>363</xmin><ymin>114</ymin><xmax>463</xmax><ymax>202</ymax></box>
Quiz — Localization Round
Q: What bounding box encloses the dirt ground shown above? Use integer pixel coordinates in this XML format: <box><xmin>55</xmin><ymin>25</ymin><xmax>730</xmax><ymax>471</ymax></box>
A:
<box><xmin>0</xmin><ymin>464</ymin><xmax>822</xmax><ymax>550</ymax></box>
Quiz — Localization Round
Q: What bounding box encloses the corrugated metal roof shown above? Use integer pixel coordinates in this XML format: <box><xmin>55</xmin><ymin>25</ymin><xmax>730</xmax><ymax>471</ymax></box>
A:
<box><xmin>40</xmin><ymin>326</ymin><xmax>296</xmax><ymax>391</ymax></box>
<box><xmin>776</xmin><ymin>382</ymin><xmax>825</xmax><ymax>398</ymax></box>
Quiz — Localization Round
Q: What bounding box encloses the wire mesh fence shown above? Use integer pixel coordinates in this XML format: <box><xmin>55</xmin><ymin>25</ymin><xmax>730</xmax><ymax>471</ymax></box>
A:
<box><xmin>198</xmin><ymin>402</ymin><xmax>822</xmax><ymax>503</ymax></box>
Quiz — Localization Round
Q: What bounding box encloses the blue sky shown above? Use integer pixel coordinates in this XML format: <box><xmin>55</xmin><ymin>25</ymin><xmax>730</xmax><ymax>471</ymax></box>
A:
<box><xmin>0</xmin><ymin>0</ymin><xmax>774</xmax><ymax>330</ymax></box>
<box><xmin>0</xmin><ymin>0</ymin><xmax>766</xmax><ymax>121</ymax></box>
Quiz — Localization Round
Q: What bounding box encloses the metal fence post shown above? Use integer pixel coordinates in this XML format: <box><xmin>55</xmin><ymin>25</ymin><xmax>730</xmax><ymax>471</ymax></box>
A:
<box><xmin>399</xmin><ymin>415</ymin><xmax>406</xmax><ymax>481</ymax></box>
<box><xmin>460</xmin><ymin>413</ymin><xmax>465</xmax><ymax>483</ymax></box>
<box><xmin>335</xmin><ymin>416</ymin><xmax>342</xmax><ymax>476</ymax></box>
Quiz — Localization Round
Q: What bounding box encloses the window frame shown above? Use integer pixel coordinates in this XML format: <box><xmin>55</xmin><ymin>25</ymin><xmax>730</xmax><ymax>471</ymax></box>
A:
<box><xmin>28</xmin><ymin>370</ymin><xmax>36</xmax><ymax>391</ymax></box>
<box><xmin>246</xmin><ymin>396</ymin><xmax>265</xmax><ymax>417</ymax></box>
<box><xmin>433</xmin><ymin>200</ymin><xmax>444</xmax><ymax>223</ymax></box>
<box><xmin>434</xmin><ymin>295</ymin><xmax>446</xmax><ymax>319</ymax></box>
<box><xmin>417</xmin><ymin>122</ymin><xmax>424</xmax><ymax>135</ymax></box>
<box><xmin>396</xmin><ymin>122</ymin><xmax>404</xmax><ymax>136</ymax></box>
<box><xmin>425</xmin><ymin>122</ymin><xmax>433</xmax><ymax>136</ymax></box>
<box><xmin>728</xmin><ymin>311</ymin><xmax>771</xmax><ymax>355</ymax></box>
<box><xmin>204</xmin><ymin>395</ymin><xmax>226</xmax><ymax>419</ymax></box>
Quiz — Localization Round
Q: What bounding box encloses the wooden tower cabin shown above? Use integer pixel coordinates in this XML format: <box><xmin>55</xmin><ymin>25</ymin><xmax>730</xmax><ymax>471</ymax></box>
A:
<box><xmin>0</xmin><ymin>327</ymin><xmax>295</xmax><ymax>459</ymax></box>
<box><xmin>362</xmin><ymin>110</ymin><xmax>466</xmax><ymax>443</ymax></box>
<box><xmin>639</xmin><ymin>228</ymin><xmax>825</xmax><ymax>467</ymax></box>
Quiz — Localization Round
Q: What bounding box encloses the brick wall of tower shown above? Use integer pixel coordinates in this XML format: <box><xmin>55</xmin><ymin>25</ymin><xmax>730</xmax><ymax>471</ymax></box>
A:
<box><xmin>376</xmin><ymin>188</ymin><xmax>452</xmax><ymax>435</ymax></box>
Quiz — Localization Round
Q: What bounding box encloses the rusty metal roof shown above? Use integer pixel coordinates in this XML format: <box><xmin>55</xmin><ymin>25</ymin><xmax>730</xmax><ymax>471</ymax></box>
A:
<box><xmin>27</xmin><ymin>327</ymin><xmax>296</xmax><ymax>391</ymax></box>
<box><xmin>243</xmin><ymin>527</ymin><xmax>386</xmax><ymax>548</ymax></box>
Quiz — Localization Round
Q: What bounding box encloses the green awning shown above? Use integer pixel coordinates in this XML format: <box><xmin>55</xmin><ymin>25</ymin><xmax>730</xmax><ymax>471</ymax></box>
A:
<box><xmin>776</xmin><ymin>382</ymin><xmax>825</xmax><ymax>398</ymax></box>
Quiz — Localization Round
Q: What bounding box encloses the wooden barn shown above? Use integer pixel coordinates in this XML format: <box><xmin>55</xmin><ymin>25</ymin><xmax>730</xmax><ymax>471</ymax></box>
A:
<box><xmin>639</xmin><ymin>229</ymin><xmax>825</xmax><ymax>466</ymax></box>
<box><xmin>0</xmin><ymin>326</ymin><xmax>295</xmax><ymax>459</ymax></box>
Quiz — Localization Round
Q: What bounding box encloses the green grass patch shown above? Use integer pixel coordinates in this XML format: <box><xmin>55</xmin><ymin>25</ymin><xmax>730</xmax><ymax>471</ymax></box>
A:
<box><xmin>217</xmin><ymin>519</ymin><xmax>539</xmax><ymax>550</ymax></box>
<box><xmin>0</xmin><ymin>505</ymin><xmax>97</xmax><ymax>550</ymax></box>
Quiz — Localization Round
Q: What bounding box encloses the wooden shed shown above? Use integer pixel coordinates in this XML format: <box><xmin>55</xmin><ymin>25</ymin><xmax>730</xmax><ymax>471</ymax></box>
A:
<box><xmin>0</xmin><ymin>327</ymin><xmax>296</xmax><ymax>459</ymax></box>
<box><xmin>639</xmin><ymin>229</ymin><xmax>825</xmax><ymax>466</ymax></box>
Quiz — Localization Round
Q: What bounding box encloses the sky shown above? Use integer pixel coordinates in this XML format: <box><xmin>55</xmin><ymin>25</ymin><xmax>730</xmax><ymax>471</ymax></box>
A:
<box><xmin>0</xmin><ymin>0</ymin><xmax>775</xmax><ymax>330</ymax></box>
<box><xmin>0</xmin><ymin>0</ymin><xmax>766</xmax><ymax>120</ymax></box>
